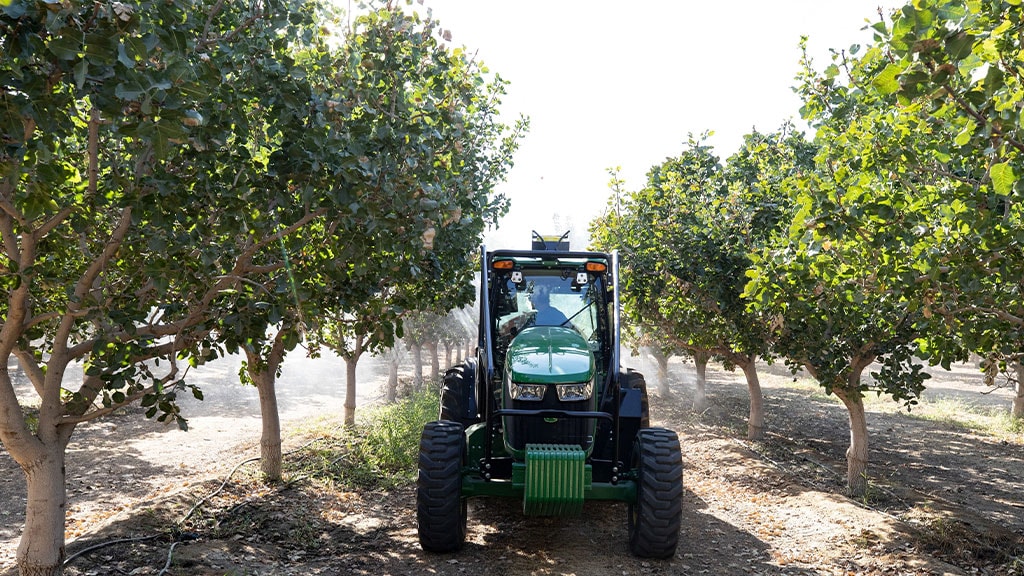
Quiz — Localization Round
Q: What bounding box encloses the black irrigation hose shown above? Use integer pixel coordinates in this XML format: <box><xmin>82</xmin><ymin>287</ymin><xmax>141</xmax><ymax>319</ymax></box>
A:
<box><xmin>155</xmin><ymin>541</ymin><xmax>179</xmax><ymax>576</ymax></box>
<box><xmin>181</xmin><ymin>436</ymin><xmax>331</xmax><ymax>525</ymax></box>
<box><xmin>178</xmin><ymin>456</ymin><xmax>261</xmax><ymax>526</ymax></box>
<box><xmin>62</xmin><ymin>534</ymin><xmax>161</xmax><ymax>566</ymax></box>
<box><xmin>63</xmin><ymin>435</ymin><xmax>332</xmax><ymax>569</ymax></box>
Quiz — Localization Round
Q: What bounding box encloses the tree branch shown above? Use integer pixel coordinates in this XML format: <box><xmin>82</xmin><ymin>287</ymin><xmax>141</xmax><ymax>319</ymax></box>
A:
<box><xmin>0</xmin><ymin>234</ymin><xmax>35</xmax><ymax>359</ymax></box>
<box><xmin>0</xmin><ymin>194</ymin><xmax>26</xmax><ymax>227</ymax></box>
<box><xmin>958</xmin><ymin>305</ymin><xmax>1024</xmax><ymax>328</ymax></box>
<box><xmin>939</xmin><ymin>80</ymin><xmax>1024</xmax><ymax>155</ymax></box>
<box><xmin>201</xmin><ymin>0</ymin><xmax>227</xmax><ymax>45</ymax></box>
<box><xmin>66</xmin><ymin>206</ymin><xmax>134</xmax><ymax>314</ymax></box>
<box><xmin>198</xmin><ymin>0</ymin><xmax>265</xmax><ymax>49</ymax></box>
<box><xmin>63</xmin><ymin>353</ymin><xmax>189</xmax><ymax>423</ymax></box>
<box><xmin>61</xmin><ymin>385</ymin><xmax>153</xmax><ymax>425</ymax></box>
<box><xmin>0</xmin><ymin>200</ymin><xmax>19</xmax><ymax>259</ymax></box>
<box><xmin>12</xmin><ymin>348</ymin><xmax>46</xmax><ymax>397</ymax></box>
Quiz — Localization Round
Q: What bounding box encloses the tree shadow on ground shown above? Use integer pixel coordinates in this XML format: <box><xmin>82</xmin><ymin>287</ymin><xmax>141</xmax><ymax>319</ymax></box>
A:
<box><xmin>0</xmin><ymin>417</ymin><xmax>184</xmax><ymax>567</ymax></box>
<box><xmin>656</xmin><ymin>361</ymin><xmax>1024</xmax><ymax>573</ymax></box>
<box><xmin>48</xmin><ymin>485</ymin><xmax>791</xmax><ymax>576</ymax></box>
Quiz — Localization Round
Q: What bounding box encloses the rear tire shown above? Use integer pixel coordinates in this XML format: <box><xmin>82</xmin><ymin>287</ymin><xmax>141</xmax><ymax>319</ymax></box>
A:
<box><xmin>417</xmin><ymin>421</ymin><xmax>467</xmax><ymax>552</ymax></box>
<box><xmin>439</xmin><ymin>362</ymin><xmax>480</xmax><ymax>428</ymax></box>
<box><xmin>628</xmin><ymin>428</ymin><xmax>682</xmax><ymax>558</ymax></box>
<box><xmin>624</xmin><ymin>369</ymin><xmax>650</xmax><ymax>429</ymax></box>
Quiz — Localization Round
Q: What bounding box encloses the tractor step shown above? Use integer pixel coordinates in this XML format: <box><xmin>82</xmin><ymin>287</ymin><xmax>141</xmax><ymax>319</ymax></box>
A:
<box><xmin>522</xmin><ymin>443</ymin><xmax>587</xmax><ymax>516</ymax></box>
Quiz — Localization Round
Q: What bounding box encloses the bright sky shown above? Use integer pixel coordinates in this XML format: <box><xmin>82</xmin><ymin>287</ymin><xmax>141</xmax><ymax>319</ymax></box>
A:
<box><xmin>421</xmin><ymin>1</ymin><xmax>902</xmax><ymax>250</ymax></box>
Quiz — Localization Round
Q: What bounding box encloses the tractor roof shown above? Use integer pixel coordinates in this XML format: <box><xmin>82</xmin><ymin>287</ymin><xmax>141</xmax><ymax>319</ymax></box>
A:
<box><xmin>489</xmin><ymin>249</ymin><xmax>612</xmax><ymax>271</ymax></box>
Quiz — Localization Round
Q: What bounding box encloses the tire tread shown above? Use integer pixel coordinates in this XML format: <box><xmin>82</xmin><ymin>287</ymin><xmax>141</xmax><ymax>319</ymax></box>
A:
<box><xmin>628</xmin><ymin>427</ymin><xmax>683</xmax><ymax>558</ymax></box>
<box><xmin>417</xmin><ymin>421</ymin><xmax>467</xmax><ymax>552</ymax></box>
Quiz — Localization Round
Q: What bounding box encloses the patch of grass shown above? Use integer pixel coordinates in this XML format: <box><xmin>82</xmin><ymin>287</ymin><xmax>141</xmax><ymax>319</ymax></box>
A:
<box><xmin>780</xmin><ymin>377</ymin><xmax>1023</xmax><ymax>442</ymax></box>
<box><xmin>285</xmin><ymin>388</ymin><xmax>439</xmax><ymax>490</ymax></box>
<box><xmin>353</xmin><ymin>387</ymin><xmax>438</xmax><ymax>476</ymax></box>
<box><xmin>915</xmin><ymin>514</ymin><xmax>1024</xmax><ymax>571</ymax></box>
<box><xmin>898</xmin><ymin>397</ymin><xmax>1023</xmax><ymax>441</ymax></box>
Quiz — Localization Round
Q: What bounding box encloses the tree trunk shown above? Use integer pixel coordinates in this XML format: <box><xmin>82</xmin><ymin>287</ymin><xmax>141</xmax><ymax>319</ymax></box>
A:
<box><xmin>835</xmin><ymin>387</ymin><xmax>869</xmax><ymax>497</ymax></box>
<box><xmin>386</xmin><ymin>354</ymin><xmax>399</xmax><ymax>403</ymax></box>
<box><xmin>738</xmin><ymin>358</ymin><xmax>764</xmax><ymax>441</ymax></box>
<box><xmin>444</xmin><ymin>342</ymin><xmax>453</xmax><ymax>370</ymax></box>
<box><xmin>343</xmin><ymin>334</ymin><xmax>365</xmax><ymax>427</ymax></box>
<box><xmin>411</xmin><ymin>344</ymin><xmax>423</xmax><ymax>390</ymax></box>
<box><xmin>254</xmin><ymin>371</ymin><xmax>282</xmax><ymax>481</ymax></box>
<box><xmin>650</xmin><ymin>348</ymin><xmax>670</xmax><ymax>396</ymax></box>
<box><xmin>455</xmin><ymin>343</ymin><xmax>463</xmax><ymax>365</ymax></box>
<box><xmin>3</xmin><ymin>356</ymin><xmax>75</xmax><ymax>576</ymax></box>
<box><xmin>426</xmin><ymin>341</ymin><xmax>440</xmax><ymax>382</ymax></box>
<box><xmin>17</xmin><ymin>443</ymin><xmax>69</xmax><ymax>576</ymax></box>
<box><xmin>245</xmin><ymin>349</ymin><xmax>282</xmax><ymax>482</ymax></box>
<box><xmin>1013</xmin><ymin>361</ymin><xmax>1024</xmax><ymax>420</ymax></box>
<box><xmin>692</xmin><ymin>350</ymin><xmax>709</xmax><ymax>412</ymax></box>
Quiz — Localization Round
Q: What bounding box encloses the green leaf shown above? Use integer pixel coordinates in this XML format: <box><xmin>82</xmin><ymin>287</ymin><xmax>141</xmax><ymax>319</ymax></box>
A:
<box><xmin>117</xmin><ymin>43</ymin><xmax>135</xmax><ymax>69</ymax></box>
<box><xmin>115</xmin><ymin>81</ymin><xmax>145</xmax><ymax>101</ymax></box>
<box><xmin>84</xmin><ymin>33</ymin><xmax>117</xmax><ymax>65</ymax></box>
<box><xmin>990</xmin><ymin>162</ymin><xmax>1015</xmax><ymax>196</ymax></box>
<box><xmin>48</xmin><ymin>35</ymin><xmax>82</xmax><ymax>60</ymax></box>
<box><xmin>872</xmin><ymin>63</ymin><xmax>902</xmax><ymax>96</ymax></box>
<box><xmin>73</xmin><ymin>60</ymin><xmax>88</xmax><ymax>89</ymax></box>
<box><xmin>954</xmin><ymin>120</ymin><xmax>976</xmax><ymax>146</ymax></box>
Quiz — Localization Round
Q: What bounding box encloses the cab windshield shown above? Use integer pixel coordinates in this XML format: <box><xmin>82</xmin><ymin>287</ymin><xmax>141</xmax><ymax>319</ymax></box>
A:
<box><xmin>493</xmin><ymin>268</ymin><xmax>605</xmax><ymax>347</ymax></box>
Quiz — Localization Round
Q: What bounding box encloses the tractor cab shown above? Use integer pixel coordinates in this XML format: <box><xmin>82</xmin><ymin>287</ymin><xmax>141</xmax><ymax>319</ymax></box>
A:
<box><xmin>416</xmin><ymin>234</ymin><xmax>682</xmax><ymax>558</ymax></box>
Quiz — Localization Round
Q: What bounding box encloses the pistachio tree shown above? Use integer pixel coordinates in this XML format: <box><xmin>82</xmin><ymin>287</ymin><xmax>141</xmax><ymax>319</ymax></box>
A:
<box><xmin>324</xmin><ymin>290</ymin><xmax>403</xmax><ymax>428</ymax></box>
<box><xmin>402</xmin><ymin>309</ymin><xmax>446</xmax><ymax>387</ymax></box>
<box><xmin>0</xmin><ymin>0</ymin><xmax>520</xmax><ymax>573</ymax></box>
<box><xmin>869</xmin><ymin>1</ymin><xmax>1024</xmax><ymax>420</ymax></box>
<box><xmin>745</xmin><ymin>1</ymin><xmax>1024</xmax><ymax>496</ymax></box>
<box><xmin>218</xmin><ymin>5</ymin><xmax>520</xmax><ymax>470</ymax></box>
<box><xmin>743</xmin><ymin>15</ymin><xmax>956</xmax><ymax>495</ymax></box>
<box><xmin>746</xmin><ymin>59</ymin><xmax>918</xmax><ymax>498</ymax></box>
<box><xmin>592</xmin><ymin>129</ymin><xmax>808</xmax><ymax>440</ymax></box>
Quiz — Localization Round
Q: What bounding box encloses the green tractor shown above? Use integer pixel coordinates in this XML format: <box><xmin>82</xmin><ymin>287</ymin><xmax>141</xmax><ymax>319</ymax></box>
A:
<box><xmin>416</xmin><ymin>233</ymin><xmax>683</xmax><ymax>558</ymax></box>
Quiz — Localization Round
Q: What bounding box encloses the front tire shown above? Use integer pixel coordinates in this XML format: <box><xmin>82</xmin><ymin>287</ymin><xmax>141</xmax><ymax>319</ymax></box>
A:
<box><xmin>628</xmin><ymin>428</ymin><xmax>682</xmax><ymax>558</ymax></box>
<box><xmin>417</xmin><ymin>421</ymin><xmax>467</xmax><ymax>552</ymax></box>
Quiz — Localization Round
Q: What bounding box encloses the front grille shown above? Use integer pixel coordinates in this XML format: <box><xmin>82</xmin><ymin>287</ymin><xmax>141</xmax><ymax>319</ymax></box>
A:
<box><xmin>504</xmin><ymin>392</ymin><xmax>596</xmax><ymax>452</ymax></box>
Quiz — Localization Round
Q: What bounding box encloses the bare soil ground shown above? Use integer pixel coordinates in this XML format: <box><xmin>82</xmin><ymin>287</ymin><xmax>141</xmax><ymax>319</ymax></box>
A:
<box><xmin>2</xmin><ymin>359</ymin><xmax>1023</xmax><ymax>576</ymax></box>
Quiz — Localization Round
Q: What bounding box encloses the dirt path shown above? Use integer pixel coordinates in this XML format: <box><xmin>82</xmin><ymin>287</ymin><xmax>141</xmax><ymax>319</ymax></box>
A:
<box><xmin>2</xmin><ymin>358</ymin><xmax>1023</xmax><ymax>575</ymax></box>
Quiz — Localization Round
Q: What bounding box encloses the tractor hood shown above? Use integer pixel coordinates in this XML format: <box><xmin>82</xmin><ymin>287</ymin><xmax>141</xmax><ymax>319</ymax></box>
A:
<box><xmin>506</xmin><ymin>326</ymin><xmax>595</xmax><ymax>385</ymax></box>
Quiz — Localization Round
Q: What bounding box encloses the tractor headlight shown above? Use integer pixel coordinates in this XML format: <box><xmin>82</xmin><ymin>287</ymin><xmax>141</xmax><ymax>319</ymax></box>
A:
<box><xmin>508</xmin><ymin>381</ymin><xmax>546</xmax><ymax>401</ymax></box>
<box><xmin>556</xmin><ymin>381</ymin><xmax>593</xmax><ymax>401</ymax></box>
